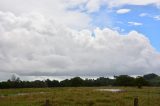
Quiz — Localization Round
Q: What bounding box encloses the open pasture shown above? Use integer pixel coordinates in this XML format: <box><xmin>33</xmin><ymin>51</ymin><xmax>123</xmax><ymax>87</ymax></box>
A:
<box><xmin>0</xmin><ymin>87</ymin><xmax>160</xmax><ymax>106</ymax></box>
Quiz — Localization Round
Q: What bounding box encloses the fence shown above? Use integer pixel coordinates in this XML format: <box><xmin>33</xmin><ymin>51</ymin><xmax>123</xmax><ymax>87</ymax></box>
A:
<box><xmin>43</xmin><ymin>97</ymin><xmax>139</xmax><ymax>106</ymax></box>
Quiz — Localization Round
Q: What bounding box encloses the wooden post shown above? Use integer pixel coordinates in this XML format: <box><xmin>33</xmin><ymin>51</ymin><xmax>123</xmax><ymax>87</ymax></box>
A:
<box><xmin>134</xmin><ymin>97</ymin><xmax>138</xmax><ymax>106</ymax></box>
<box><xmin>45</xmin><ymin>99</ymin><xmax>50</xmax><ymax>106</ymax></box>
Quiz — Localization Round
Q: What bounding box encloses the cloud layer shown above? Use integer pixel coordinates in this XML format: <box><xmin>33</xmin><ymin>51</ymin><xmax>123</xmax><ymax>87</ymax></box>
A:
<box><xmin>64</xmin><ymin>0</ymin><xmax>160</xmax><ymax>12</ymax></box>
<box><xmin>0</xmin><ymin>0</ymin><xmax>92</xmax><ymax>30</ymax></box>
<box><xmin>0</xmin><ymin>11</ymin><xmax>160</xmax><ymax>76</ymax></box>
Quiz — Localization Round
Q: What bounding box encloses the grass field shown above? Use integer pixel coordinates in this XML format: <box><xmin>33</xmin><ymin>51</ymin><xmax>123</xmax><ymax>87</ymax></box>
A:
<box><xmin>0</xmin><ymin>87</ymin><xmax>160</xmax><ymax>106</ymax></box>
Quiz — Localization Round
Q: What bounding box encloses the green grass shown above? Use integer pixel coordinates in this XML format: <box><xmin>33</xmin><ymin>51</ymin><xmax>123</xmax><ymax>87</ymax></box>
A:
<box><xmin>0</xmin><ymin>87</ymin><xmax>160</xmax><ymax>106</ymax></box>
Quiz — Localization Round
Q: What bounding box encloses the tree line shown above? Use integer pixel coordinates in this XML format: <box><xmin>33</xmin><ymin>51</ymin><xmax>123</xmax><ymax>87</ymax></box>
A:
<box><xmin>0</xmin><ymin>73</ymin><xmax>159</xmax><ymax>89</ymax></box>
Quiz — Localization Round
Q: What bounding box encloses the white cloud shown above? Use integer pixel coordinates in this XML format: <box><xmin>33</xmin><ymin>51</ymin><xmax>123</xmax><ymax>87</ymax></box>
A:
<box><xmin>72</xmin><ymin>0</ymin><xmax>160</xmax><ymax>12</ymax></box>
<box><xmin>0</xmin><ymin>11</ymin><xmax>160</xmax><ymax>77</ymax></box>
<box><xmin>85</xmin><ymin>0</ymin><xmax>160</xmax><ymax>12</ymax></box>
<box><xmin>68</xmin><ymin>0</ymin><xmax>160</xmax><ymax>13</ymax></box>
<box><xmin>154</xmin><ymin>15</ymin><xmax>160</xmax><ymax>20</ymax></box>
<box><xmin>106</xmin><ymin>0</ymin><xmax>160</xmax><ymax>8</ymax></box>
<box><xmin>66</xmin><ymin>0</ymin><xmax>160</xmax><ymax>11</ymax></box>
<box><xmin>0</xmin><ymin>0</ymin><xmax>91</xmax><ymax>29</ymax></box>
<box><xmin>139</xmin><ymin>13</ymin><xmax>160</xmax><ymax>21</ymax></box>
<box><xmin>139</xmin><ymin>13</ymin><xmax>150</xmax><ymax>17</ymax></box>
<box><xmin>0</xmin><ymin>0</ymin><xmax>159</xmax><ymax>17</ymax></box>
<box><xmin>128</xmin><ymin>22</ymin><xmax>143</xmax><ymax>26</ymax></box>
<box><xmin>86</xmin><ymin>0</ymin><xmax>102</xmax><ymax>13</ymax></box>
<box><xmin>0</xmin><ymin>0</ymin><xmax>160</xmax><ymax>78</ymax></box>
<box><xmin>116</xmin><ymin>9</ymin><xmax>131</xmax><ymax>14</ymax></box>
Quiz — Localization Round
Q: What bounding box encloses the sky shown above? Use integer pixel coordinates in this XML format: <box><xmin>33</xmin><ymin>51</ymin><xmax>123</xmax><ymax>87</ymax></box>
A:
<box><xmin>0</xmin><ymin>0</ymin><xmax>160</xmax><ymax>81</ymax></box>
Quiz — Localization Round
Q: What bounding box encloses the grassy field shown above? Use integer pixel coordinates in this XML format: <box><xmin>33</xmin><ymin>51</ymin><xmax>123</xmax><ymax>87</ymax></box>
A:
<box><xmin>0</xmin><ymin>87</ymin><xmax>160</xmax><ymax>106</ymax></box>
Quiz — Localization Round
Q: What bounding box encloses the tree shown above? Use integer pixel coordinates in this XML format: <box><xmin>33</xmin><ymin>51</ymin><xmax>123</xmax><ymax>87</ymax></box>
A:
<box><xmin>60</xmin><ymin>79</ymin><xmax>71</xmax><ymax>87</ymax></box>
<box><xmin>94</xmin><ymin>77</ymin><xmax>113</xmax><ymax>86</ymax></box>
<box><xmin>135</xmin><ymin>76</ymin><xmax>149</xmax><ymax>88</ymax></box>
<box><xmin>70</xmin><ymin>77</ymin><xmax>84</xmax><ymax>87</ymax></box>
<box><xmin>114</xmin><ymin>75</ymin><xmax>135</xmax><ymax>86</ymax></box>
<box><xmin>143</xmin><ymin>73</ymin><xmax>158</xmax><ymax>80</ymax></box>
<box><xmin>45</xmin><ymin>79</ymin><xmax>60</xmax><ymax>87</ymax></box>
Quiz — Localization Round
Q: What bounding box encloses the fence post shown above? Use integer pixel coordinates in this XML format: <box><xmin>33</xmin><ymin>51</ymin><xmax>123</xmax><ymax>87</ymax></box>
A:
<box><xmin>45</xmin><ymin>99</ymin><xmax>50</xmax><ymax>106</ymax></box>
<box><xmin>134</xmin><ymin>97</ymin><xmax>138</xmax><ymax>106</ymax></box>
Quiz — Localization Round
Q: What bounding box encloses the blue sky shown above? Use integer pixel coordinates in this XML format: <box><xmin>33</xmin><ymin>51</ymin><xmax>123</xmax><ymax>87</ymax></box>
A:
<box><xmin>90</xmin><ymin>5</ymin><xmax>160</xmax><ymax>51</ymax></box>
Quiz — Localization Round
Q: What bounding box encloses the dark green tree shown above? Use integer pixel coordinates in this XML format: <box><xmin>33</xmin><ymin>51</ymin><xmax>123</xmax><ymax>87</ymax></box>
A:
<box><xmin>135</xmin><ymin>76</ymin><xmax>149</xmax><ymax>88</ymax></box>
<box><xmin>70</xmin><ymin>77</ymin><xmax>84</xmax><ymax>87</ymax></box>
<box><xmin>114</xmin><ymin>75</ymin><xmax>135</xmax><ymax>86</ymax></box>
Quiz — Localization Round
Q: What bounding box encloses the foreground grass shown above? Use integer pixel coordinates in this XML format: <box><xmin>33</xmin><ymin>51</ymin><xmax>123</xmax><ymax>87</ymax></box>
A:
<box><xmin>0</xmin><ymin>87</ymin><xmax>160</xmax><ymax>106</ymax></box>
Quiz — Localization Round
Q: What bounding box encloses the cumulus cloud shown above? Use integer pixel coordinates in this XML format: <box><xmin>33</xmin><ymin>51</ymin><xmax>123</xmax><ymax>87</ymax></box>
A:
<box><xmin>0</xmin><ymin>11</ymin><xmax>160</xmax><ymax>76</ymax></box>
<box><xmin>128</xmin><ymin>22</ymin><xmax>143</xmax><ymax>26</ymax></box>
<box><xmin>0</xmin><ymin>0</ymin><xmax>160</xmax><ymax>78</ymax></box>
<box><xmin>86</xmin><ymin>0</ymin><xmax>103</xmax><ymax>13</ymax></box>
<box><xmin>0</xmin><ymin>0</ymin><xmax>91</xmax><ymax>29</ymax></box>
<box><xmin>116</xmin><ymin>9</ymin><xmax>131</xmax><ymax>14</ymax></box>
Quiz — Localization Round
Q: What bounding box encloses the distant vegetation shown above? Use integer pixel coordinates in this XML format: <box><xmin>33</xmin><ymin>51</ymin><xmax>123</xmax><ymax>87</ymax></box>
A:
<box><xmin>0</xmin><ymin>73</ymin><xmax>160</xmax><ymax>89</ymax></box>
